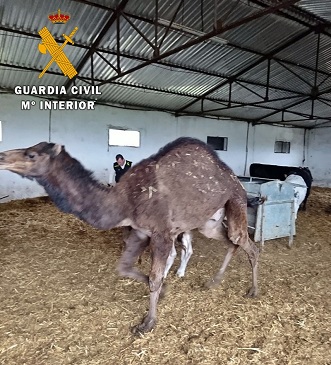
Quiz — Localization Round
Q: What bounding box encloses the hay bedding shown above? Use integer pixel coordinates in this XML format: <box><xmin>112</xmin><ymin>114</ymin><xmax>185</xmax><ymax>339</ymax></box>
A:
<box><xmin>0</xmin><ymin>189</ymin><xmax>330</xmax><ymax>365</ymax></box>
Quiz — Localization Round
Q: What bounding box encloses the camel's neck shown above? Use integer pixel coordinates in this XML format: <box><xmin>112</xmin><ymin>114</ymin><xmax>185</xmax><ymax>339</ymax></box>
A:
<box><xmin>36</xmin><ymin>153</ymin><xmax>125</xmax><ymax>230</ymax></box>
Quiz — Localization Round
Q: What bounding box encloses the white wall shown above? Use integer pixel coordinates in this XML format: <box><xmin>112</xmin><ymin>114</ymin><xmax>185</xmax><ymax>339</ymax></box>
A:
<box><xmin>306</xmin><ymin>127</ymin><xmax>331</xmax><ymax>187</ymax></box>
<box><xmin>177</xmin><ymin>116</ymin><xmax>248</xmax><ymax>174</ymax></box>
<box><xmin>0</xmin><ymin>94</ymin><xmax>311</xmax><ymax>201</ymax></box>
<box><xmin>246</xmin><ymin>123</ymin><xmax>306</xmax><ymax>175</ymax></box>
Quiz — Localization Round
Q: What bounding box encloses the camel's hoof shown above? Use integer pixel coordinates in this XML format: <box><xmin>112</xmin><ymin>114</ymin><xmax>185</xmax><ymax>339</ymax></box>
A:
<box><xmin>245</xmin><ymin>287</ymin><xmax>258</xmax><ymax>298</ymax></box>
<box><xmin>176</xmin><ymin>270</ymin><xmax>185</xmax><ymax>278</ymax></box>
<box><xmin>204</xmin><ymin>277</ymin><xmax>220</xmax><ymax>289</ymax></box>
<box><xmin>131</xmin><ymin>318</ymin><xmax>156</xmax><ymax>336</ymax></box>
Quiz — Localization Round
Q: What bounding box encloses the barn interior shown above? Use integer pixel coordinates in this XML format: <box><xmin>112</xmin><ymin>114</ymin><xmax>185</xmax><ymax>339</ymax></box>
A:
<box><xmin>0</xmin><ymin>1</ymin><xmax>331</xmax><ymax>364</ymax></box>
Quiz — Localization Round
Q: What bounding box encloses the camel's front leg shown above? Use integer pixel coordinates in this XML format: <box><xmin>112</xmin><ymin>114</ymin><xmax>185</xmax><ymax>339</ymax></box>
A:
<box><xmin>131</xmin><ymin>231</ymin><xmax>173</xmax><ymax>335</ymax></box>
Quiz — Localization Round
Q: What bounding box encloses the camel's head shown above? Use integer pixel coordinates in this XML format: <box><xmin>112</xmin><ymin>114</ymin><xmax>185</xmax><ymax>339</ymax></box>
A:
<box><xmin>0</xmin><ymin>142</ymin><xmax>63</xmax><ymax>178</ymax></box>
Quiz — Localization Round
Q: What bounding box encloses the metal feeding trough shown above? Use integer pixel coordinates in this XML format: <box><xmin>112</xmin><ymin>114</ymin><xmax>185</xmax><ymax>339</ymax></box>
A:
<box><xmin>238</xmin><ymin>176</ymin><xmax>296</xmax><ymax>246</ymax></box>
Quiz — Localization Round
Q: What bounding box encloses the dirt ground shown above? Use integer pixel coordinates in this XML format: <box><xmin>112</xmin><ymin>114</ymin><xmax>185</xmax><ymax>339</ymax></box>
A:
<box><xmin>0</xmin><ymin>188</ymin><xmax>330</xmax><ymax>365</ymax></box>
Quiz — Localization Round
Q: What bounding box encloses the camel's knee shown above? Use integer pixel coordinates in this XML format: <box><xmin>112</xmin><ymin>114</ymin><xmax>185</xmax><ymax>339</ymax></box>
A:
<box><xmin>183</xmin><ymin>231</ymin><xmax>193</xmax><ymax>250</ymax></box>
<box><xmin>227</xmin><ymin>228</ymin><xmax>259</xmax><ymax>263</ymax></box>
<box><xmin>149</xmin><ymin>276</ymin><xmax>164</xmax><ymax>292</ymax></box>
<box><xmin>183</xmin><ymin>244</ymin><xmax>193</xmax><ymax>261</ymax></box>
<box><xmin>241</xmin><ymin>239</ymin><xmax>259</xmax><ymax>265</ymax></box>
<box><xmin>177</xmin><ymin>236</ymin><xmax>193</xmax><ymax>277</ymax></box>
<box><xmin>149</xmin><ymin>231</ymin><xmax>173</xmax><ymax>286</ymax></box>
<box><xmin>169</xmin><ymin>244</ymin><xmax>177</xmax><ymax>260</ymax></box>
<box><xmin>181</xmin><ymin>232</ymin><xmax>193</xmax><ymax>253</ymax></box>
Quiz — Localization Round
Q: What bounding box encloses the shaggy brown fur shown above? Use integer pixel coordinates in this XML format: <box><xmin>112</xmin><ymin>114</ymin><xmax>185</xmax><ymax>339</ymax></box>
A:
<box><xmin>0</xmin><ymin>137</ymin><xmax>259</xmax><ymax>334</ymax></box>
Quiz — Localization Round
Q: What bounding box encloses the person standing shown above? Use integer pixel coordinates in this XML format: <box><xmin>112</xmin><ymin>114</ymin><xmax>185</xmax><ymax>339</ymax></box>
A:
<box><xmin>113</xmin><ymin>154</ymin><xmax>132</xmax><ymax>183</ymax></box>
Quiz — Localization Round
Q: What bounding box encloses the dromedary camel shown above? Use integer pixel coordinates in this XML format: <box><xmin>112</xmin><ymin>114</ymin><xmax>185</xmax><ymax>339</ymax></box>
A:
<box><xmin>0</xmin><ymin>137</ymin><xmax>259</xmax><ymax>334</ymax></box>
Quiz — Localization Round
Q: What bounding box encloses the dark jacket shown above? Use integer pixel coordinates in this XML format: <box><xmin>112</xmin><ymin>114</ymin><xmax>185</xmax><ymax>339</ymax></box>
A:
<box><xmin>113</xmin><ymin>160</ymin><xmax>132</xmax><ymax>183</ymax></box>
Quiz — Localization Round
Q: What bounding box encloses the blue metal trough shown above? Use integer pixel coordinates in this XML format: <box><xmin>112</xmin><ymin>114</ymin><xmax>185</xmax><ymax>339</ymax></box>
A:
<box><xmin>238</xmin><ymin>176</ymin><xmax>296</xmax><ymax>247</ymax></box>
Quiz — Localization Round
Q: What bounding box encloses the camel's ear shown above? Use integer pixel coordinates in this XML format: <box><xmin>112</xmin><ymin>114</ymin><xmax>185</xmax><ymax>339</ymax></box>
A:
<box><xmin>49</xmin><ymin>143</ymin><xmax>63</xmax><ymax>157</ymax></box>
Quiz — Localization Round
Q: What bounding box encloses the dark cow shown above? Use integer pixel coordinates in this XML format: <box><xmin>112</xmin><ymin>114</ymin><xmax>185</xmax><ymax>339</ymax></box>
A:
<box><xmin>249</xmin><ymin>163</ymin><xmax>313</xmax><ymax>210</ymax></box>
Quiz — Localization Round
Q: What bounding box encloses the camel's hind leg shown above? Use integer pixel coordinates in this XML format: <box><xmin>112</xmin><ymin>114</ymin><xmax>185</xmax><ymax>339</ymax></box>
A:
<box><xmin>243</xmin><ymin>237</ymin><xmax>259</xmax><ymax>297</ymax></box>
<box><xmin>205</xmin><ymin>242</ymin><xmax>239</xmax><ymax>288</ymax></box>
<box><xmin>199</xmin><ymin>208</ymin><xmax>238</xmax><ymax>288</ymax></box>
<box><xmin>200</xmin><ymin>200</ymin><xmax>259</xmax><ymax>296</ymax></box>
<box><xmin>117</xmin><ymin>229</ymin><xmax>150</xmax><ymax>285</ymax></box>
<box><xmin>226</xmin><ymin>198</ymin><xmax>259</xmax><ymax>297</ymax></box>
<box><xmin>132</xmin><ymin>231</ymin><xmax>173</xmax><ymax>335</ymax></box>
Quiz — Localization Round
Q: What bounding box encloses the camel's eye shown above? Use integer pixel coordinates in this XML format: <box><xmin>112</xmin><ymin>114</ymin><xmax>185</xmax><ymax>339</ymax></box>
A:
<box><xmin>26</xmin><ymin>152</ymin><xmax>36</xmax><ymax>159</ymax></box>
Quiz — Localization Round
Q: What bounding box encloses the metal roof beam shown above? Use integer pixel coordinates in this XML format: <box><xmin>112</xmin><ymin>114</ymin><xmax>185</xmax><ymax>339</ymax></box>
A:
<box><xmin>318</xmin><ymin>98</ymin><xmax>331</xmax><ymax>108</ymax></box>
<box><xmin>252</xmin><ymin>96</ymin><xmax>311</xmax><ymax>124</ymax></box>
<box><xmin>63</xmin><ymin>0</ymin><xmax>130</xmax><ymax>90</ymax></box>
<box><xmin>69</xmin><ymin>0</ymin><xmax>331</xmax><ymax>78</ymax></box>
<box><xmin>185</xmin><ymin>96</ymin><xmax>331</xmax><ymax>122</ymax></box>
<box><xmin>227</xmin><ymin>43</ymin><xmax>329</xmax><ymax>78</ymax></box>
<box><xmin>233</xmin><ymin>80</ymin><xmax>265</xmax><ymax>100</ymax></box>
<box><xmin>200</xmin><ymin>95</ymin><xmax>301</xmax><ymax>113</ymax></box>
<box><xmin>176</xmin><ymin>26</ymin><xmax>313</xmax><ymax>113</ymax></box>
<box><xmin>1</xmin><ymin>8</ymin><xmax>328</xmax><ymax>92</ymax></box>
<box><xmin>96</xmin><ymin>0</ymin><xmax>301</xmax><ymax>86</ymax></box>
<box><xmin>248</xmin><ymin>0</ymin><xmax>331</xmax><ymax>37</ymax></box>
<box><xmin>273</xmin><ymin>59</ymin><xmax>314</xmax><ymax>88</ymax></box>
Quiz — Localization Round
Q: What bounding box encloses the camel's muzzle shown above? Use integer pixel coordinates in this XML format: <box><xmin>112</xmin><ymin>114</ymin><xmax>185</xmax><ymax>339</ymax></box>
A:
<box><xmin>0</xmin><ymin>152</ymin><xmax>7</xmax><ymax>168</ymax></box>
<box><xmin>0</xmin><ymin>149</ymin><xmax>24</xmax><ymax>170</ymax></box>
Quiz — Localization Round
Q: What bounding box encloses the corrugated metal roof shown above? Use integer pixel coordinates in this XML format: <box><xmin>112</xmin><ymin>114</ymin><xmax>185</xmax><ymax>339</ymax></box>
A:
<box><xmin>0</xmin><ymin>65</ymin><xmax>66</xmax><ymax>89</ymax></box>
<box><xmin>0</xmin><ymin>34</ymin><xmax>87</xmax><ymax>76</ymax></box>
<box><xmin>277</xmin><ymin>32</ymin><xmax>322</xmax><ymax>70</ymax></box>
<box><xmin>77</xmin><ymin>80</ymin><xmax>195</xmax><ymax>111</ymax></box>
<box><xmin>297</xmin><ymin>0</ymin><xmax>331</xmax><ymax>22</ymax></box>
<box><xmin>1</xmin><ymin>0</ymin><xmax>331</xmax><ymax>128</ymax></box>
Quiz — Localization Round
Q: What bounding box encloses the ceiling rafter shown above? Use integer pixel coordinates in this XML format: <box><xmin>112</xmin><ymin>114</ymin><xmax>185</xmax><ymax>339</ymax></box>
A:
<box><xmin>68</xmin><ymin>0</ymin><xmax>331</xmax><ymax>78</ymax></box>
<box><xmin>201</xmin><ymin>95</ymin><xmax>301</xmax><ymax>113</ymax></box>
<box><xmin>249</xmin><ymin>0</ymin><xmax>331</xmax><ymax>38</ymax></box>
<box><xmin>63</xmin><ymin>0</ymin><xmax>130</xmax><ymax>91</ymax></box>
<box><xmin>198</xmin><ymin>95</ymin><xmax>331</xmax><ymax>123</ymax></box>
<box><xmin>96</xmin><ymin>0</ymin><xmax>301</xmax><ymax>86</ymax></box>
<box><xmin>176</xmin><ymin>27</ymin><xmax>313</xmax><ymax>114</ymax></box>
<box><xmin>253</xmin><ymin>96</ymin><xmax>312</xmax><ymax>125</ymax></box>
